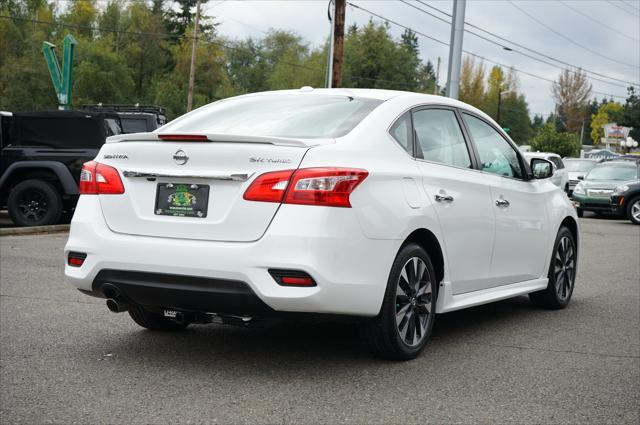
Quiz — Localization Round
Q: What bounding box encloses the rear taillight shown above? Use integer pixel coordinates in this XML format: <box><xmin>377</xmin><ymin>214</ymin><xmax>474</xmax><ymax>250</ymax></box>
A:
<box><xmin>243</xmin><ymin>167</ymin><xmax>368</xmax><ymax>208</ymax></box>
<box><xmin>243</xmin><ymin>169</ymin><xmax>295</xmax><ymax>203</ymax></box>
<box><xmin>79</xmin><ymin>161</ymin><xmax>125</xmax><ymax>195</ymax></box>
<box><xmin>285</xmin><ymin>168</ymin><xmax>368</xmax><ymax>207</ymax></box>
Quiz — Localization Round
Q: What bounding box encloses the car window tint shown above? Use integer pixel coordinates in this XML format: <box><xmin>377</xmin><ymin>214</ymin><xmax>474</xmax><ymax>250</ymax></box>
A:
<box><xmin>463</xmin><ymin>113</ymin><xmax>523</xmax><ymax>179</ymax></box>
<box><xmin>390</xmin><ymin>112</ymin><xmax>413</xmax><ymax>155</ymax></box>
<box><xmin>412</xmin><ymin>109</ymin><xmax>471</xmax><ymax>168</ymax></box>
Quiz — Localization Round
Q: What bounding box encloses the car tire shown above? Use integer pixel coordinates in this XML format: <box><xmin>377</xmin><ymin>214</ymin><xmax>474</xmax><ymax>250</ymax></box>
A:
<box><xmin>128</xmin><ymin>304</ymin><xmax>190</xmax><ymax>331</ymax></box>
<box><xmin>576</xmin><ymin>208</ymin><xmax>583</xmax><ymax>218</ymax></box>
<box><xmin>626</xmin><ymin>196</ymin><xmax>640</xmax><ymax>225</ymax></box>
<box><xmin>529</xmin><ymin>226</ymin><xmax>576</xmax><ymax>309</ymax></box>
<box><xmin>7</xmin><ymin>179</ymin><xmax>63</xmax><ymax>227</ymax></box>
<box><xmin>361</xmin><ymin>243</ymin><xmax>437</xmax><ymax>360</ymax></box>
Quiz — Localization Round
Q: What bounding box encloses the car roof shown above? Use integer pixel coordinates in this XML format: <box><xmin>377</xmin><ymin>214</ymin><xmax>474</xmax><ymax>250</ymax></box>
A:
<box><xmin>524</xmin><ymin>152</ymin><xmax>559</xmax><ymax>158</ymax></box>
<box><xmin>242</xmin><ymin>88</ymin><xmax>485</xmax><ymax>107</ymax></box>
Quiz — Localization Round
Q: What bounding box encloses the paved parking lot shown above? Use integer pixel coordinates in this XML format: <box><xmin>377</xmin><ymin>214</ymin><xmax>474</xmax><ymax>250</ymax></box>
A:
<box><xmin>0</xmin><ymin>217</ymin><xmax>638</xmax><ymax>424</ymax></box>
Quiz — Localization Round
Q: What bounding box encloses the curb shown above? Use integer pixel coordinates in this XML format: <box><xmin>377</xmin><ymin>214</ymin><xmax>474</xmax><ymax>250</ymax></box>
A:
<box><xmin>0</xmin><ymin>224</ymin><xmax>70</xmax><ymax>236</ymax></box>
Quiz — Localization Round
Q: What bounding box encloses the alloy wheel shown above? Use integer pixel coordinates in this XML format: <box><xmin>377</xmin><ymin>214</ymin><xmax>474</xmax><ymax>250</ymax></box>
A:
<box><xmin>631</xmin><ymin>200</ymin><xmax>640</xmax><ymax>222</ymax></box>
<box><xmin>17</xmin><ymin>189</ymin><xmax>49</xmax><ymax>222</ymax></box>
<box><xmin>395</xmin><ymin>257</ymin><xmax>433</xmax><ymax>347</ymax></box>
<box><xmin>554</xmin><ymin>236</ymin><xmax>575</xmax><ymax>301</ymax></box>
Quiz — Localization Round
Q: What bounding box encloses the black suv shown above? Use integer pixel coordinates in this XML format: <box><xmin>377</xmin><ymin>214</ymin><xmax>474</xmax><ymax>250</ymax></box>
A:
<box><xmin>1</xmin><ymin>107</ymin><xmax>166</xmax><ymax>227</ymax></box>
<box><xmin>81</xmin><ymin>104</ymin><xmax>166</xmax><ymax>133</ymax></box>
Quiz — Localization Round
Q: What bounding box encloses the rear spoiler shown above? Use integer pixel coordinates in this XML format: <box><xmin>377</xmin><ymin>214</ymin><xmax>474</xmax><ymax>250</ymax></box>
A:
<box><xmin>105</xmin><ymin>132</ymin><xmax>328</xmax><ymax>147</ymax></box>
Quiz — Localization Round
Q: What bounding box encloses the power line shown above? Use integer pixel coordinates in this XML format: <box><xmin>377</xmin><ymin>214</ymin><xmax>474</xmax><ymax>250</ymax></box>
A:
<box><xmin>509</xmin><ymin>1</ymin><xmax>639</xmax><ymax>68</ymax></box>
<box><xmin>347</xmin><ymin>2</ymin><xmax>629</xmax><ymax>100</ymax></box>
<box><xmin>622</xmin><ymin>0</ymin><xmax>640</xmax><ymax>12</ymax></box>
<box><xmin>408</xmin><ymin>0</ymin><xmax>639</xmax><ymax>88</ymax></box>
<box><xmin>558</xmin><ymin>0</ymin><xmax>639</xmax><ymax>42</ymax></box>
<box><xmin>607</xmin><ymin>0</ymin><xmax>640</xmax><ymax>17</ymax></box>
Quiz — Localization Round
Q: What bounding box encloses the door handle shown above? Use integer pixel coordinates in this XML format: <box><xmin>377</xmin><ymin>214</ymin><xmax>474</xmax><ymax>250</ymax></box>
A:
<box><xmin>495</xmin><ymin>198</ymin><xmax>510</xmax><ymax>208</ymax></box>
<box><xmin>435</xmin><ymin>194</ymin><xmax>454</xmax><ymax>203</ymax></box>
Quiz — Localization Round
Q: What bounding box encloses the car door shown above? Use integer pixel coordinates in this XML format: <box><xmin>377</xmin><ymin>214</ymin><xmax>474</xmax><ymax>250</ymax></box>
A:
<box><xmin>411</xmin><ymin>107</ymin><xmax>496</xmax><ymax>294</ymax></box>
<box><xmin>461</xmin><ymin>113</ymin><xmax>550</xmax><ymax>287</ymax></box>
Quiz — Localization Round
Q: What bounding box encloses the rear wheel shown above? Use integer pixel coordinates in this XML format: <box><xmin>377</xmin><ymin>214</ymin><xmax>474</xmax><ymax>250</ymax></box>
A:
<box><xmin>361</xmin><ymin>243</ymin><xmax>436</xmax><ymax>360</ymax></box>
<box><xmin>529</xmin><ymin>227</ymin><xmax>576</xmax><ymax>309</ymax></box>
<box><xmin>626</xmin><ymin>196</ymin><xmax>640</xmax><ymax>225</ymax></box>
<box><xmin>7</xmin><ymin>179</ymin><xmax>62</xmax><ymax>227</ymax></box>
<box><xmin>128</xmin><ymin>304</ymin><xmax>190</xmax><ymax>331</ymax></box>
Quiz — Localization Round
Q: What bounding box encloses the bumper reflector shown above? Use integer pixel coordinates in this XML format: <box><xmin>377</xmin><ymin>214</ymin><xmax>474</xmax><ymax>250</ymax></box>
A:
<box><xmin>269</xmin><ymin>269</ymin><xmax>316</xmax><ymax>287</ymax></box>
<box><xmin>68</xmin><ymin>252</ymin><xmax>87</xmax><ymax>267</ymax></box>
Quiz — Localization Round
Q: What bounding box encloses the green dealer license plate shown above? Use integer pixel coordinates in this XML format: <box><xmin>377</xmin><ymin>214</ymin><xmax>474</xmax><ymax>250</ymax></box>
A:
<box><xmin>155</xmin><ymin>183</ymin><xmax>209</xmax><ymax>218</ymax></box>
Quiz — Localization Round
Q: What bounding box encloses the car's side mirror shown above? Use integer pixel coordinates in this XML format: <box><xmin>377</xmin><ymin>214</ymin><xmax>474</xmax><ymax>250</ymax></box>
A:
<box><xmin>531</xmin><ymin>158</ymin><xmax>554</xmax><ymax>179</ymax></box>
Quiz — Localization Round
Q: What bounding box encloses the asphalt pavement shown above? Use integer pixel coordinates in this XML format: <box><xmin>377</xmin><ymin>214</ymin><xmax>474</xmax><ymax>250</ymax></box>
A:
<box><xmin>0</xmin><ymin>217</ymin><xmax>638</xmax><ymax>424</ymax></box>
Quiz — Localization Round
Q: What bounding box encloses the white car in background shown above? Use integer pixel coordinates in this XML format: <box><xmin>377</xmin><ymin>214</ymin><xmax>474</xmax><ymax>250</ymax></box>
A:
<box><xmin>563</xmin><ymin>158</ymin><xmax>601</xmax><ymax>196</ymax></box>
<box><xmin>524</xmin><ymin>152</ymin><xmax>569</xmax><ymax>192</ymax></box>
<box><xmin>64</xmin><ymin>89</ymin><xmax>579</xmax><ymax>360</ymax></box>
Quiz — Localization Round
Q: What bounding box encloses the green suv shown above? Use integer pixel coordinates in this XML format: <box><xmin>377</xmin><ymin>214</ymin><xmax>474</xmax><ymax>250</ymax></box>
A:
<box><xmin>572</xmin><ymin>160</ymin><xmax>640</xmax><ymax>217</ymax></box>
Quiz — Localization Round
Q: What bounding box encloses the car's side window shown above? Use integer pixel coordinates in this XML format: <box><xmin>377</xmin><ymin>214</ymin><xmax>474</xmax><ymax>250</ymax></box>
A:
<box><xmin>462</xmin><ymin>113</ymin><xmax>523</xmax><ymax>179</ymax></box>
<box><xmin>412</xmin><ymin>109</ymin><xmax>471</xmax><ymax>168</ymax></box>
<box><xmin>389</xmin><ymin>112</ymin><xmax>413</xmax><ymax>155</ymax></box>
<box><xmin>551</xmin><ymin>157</ymin><xmax>564</xmax><ymax>169</ymax></box>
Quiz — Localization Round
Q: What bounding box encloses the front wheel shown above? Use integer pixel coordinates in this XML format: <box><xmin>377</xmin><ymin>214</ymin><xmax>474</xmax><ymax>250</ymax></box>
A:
<box><xmin>626</xmin><ymin>196</ymin><xmax>640</xmax><ymax>225</ymax></box>
<box><xmin>361</xmin><ymin>243</ymin><xmax>437</xmax><ymax>360</ymax></box>
<box><xmin>529</xmin><ymin>227</ymin><xmax>576</xmax><ymax>309</ymax></box>
<box><xmin>576</xmin><ymin>208</ymin><xmax>583</xmax><ymax>218</ymax></box>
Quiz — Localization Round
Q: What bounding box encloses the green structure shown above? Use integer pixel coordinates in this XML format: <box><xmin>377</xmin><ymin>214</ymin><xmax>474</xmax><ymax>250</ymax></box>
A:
<box><xmin>42</xmin><ymin>34</ymin><xmax>77</xmax><ymax>110</ymax></box>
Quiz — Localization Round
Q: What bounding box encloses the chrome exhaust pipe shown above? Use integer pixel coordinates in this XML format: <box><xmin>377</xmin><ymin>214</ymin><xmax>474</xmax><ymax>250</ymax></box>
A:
<box><xmin>106</xmin><ymin>298</ymin><xmax>128</xmax><ymax>313</ymax></box>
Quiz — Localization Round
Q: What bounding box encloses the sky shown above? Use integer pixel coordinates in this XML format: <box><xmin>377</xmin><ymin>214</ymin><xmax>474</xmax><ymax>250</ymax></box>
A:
<box><xmin>204</xmin><ymin>0</ymin><xmax>640</xmax><ymax>117</ymax></box>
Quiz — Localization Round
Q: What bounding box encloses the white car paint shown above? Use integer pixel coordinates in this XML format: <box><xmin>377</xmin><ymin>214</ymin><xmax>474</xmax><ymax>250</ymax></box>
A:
<box><xmin>65</xmin><ymin>89</ymin><xmax>578</xmax><ymax>323</ymax></box>
<box><xmin>524</xmin><ymin>152</ymin><xmax>569</xmax><ymax>191</ymax></box>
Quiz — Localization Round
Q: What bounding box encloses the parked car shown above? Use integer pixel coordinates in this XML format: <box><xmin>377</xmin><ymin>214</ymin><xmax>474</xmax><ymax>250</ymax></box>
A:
<box><xmin>611</xmin><ymin>180</ymin><xmax>640</xmax><ymax>225</ymax></box>
<box><xmin>0</xmin><ymin>111</ymin><xmax>122</xmax><ymax>226</ymax></box>
<box><xmin>523</xmin><ymin>152</ymin><xmax>569</xmax><ymax>192</ymax></box>
<box><xmin>563</xmin><ymin>158</ymin><xmax>601</xmax><ymax>196</ymax></box>
<box><xmin>572</xmin><ymin>160</ymin><xmax>640</xmax><ymax>217</ymax></box>
<box><xmin>80</xmin><ymin>104</ymin><xmax>167</xmax><ymax>133</ymax></box>
<box><xmin>64</xmin><ymin>89</ymin><xmax>579</xmax><ymax>360</ymax></box>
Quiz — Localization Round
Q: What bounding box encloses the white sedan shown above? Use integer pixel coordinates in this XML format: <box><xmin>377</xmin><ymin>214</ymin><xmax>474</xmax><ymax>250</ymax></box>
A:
<box><xmin>64</xmin><ymin>89</ymin><xmax>579</xmax><ymax>360</ymax></box>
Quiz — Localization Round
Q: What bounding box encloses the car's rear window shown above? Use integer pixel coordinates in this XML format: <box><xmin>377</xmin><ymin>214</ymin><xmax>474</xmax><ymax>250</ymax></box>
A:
<box><xmin>161</xmin><ymin>95</ymin><xmax>383</xmax><ymax>139</ymax></box>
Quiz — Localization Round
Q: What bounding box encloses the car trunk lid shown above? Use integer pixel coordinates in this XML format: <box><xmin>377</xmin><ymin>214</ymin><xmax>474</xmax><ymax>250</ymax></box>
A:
<box><xmin>96</xmin><ymin>133</ymin><xmax>323</xmax><ymax>241</ymax></box>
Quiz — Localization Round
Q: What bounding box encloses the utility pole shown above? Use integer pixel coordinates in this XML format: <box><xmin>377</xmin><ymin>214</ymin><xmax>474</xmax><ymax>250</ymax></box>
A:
<box><xmin>434</xmin><ymin>56</ymin><xmax>441</xmax><ymax>95</ymax></box>
<box><xmin>331</xmin><ymin>0</ymin><xmax>346</xmax><ymax>88</ymax></box>
<box><xmin>187</xmin><ymin>0</ymin><xmax>201</xmax><ymax>112</ymax></box>
<box><xmin>326</xmin><ymin>0</ymin><xmax>335</xmax><ymax>88</ymax></box>
<box><xmin>445</xmin><ymin>0</ymin><xmax>466</xmax><ymax>99</ymax></box>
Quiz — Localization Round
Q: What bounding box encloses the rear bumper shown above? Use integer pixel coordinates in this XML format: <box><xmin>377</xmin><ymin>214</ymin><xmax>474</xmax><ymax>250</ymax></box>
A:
<box><xmin>65</xmin><ymin>196</ymin><xmax>399</xmax><ymax>317</ymax></box>
<box><xmin>88</xmin><ymin>269</ymin><xmax>275</xmax><ymax>316</ymax></box>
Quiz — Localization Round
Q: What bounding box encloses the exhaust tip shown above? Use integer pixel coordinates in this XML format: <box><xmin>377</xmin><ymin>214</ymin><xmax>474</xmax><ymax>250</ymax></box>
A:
<box><xmin>106</xmin><ymin>298</ymin><xmax>128</xmax><ymax>313</ymax></box>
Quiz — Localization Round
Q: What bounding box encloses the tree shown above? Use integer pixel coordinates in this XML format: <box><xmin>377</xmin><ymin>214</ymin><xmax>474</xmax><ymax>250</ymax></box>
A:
<box><xmin>619</xmin><ymin>87</ymin><xmax>640</xmax><ymax>141</ymax></box>
<box><xmin>483</xmin><ymin>65</ymin><xmax>507</xmax><ymax>119</ymax></box>
<box><xmin>590</xmin><ymin>102</ymin><xmax>623</xmax><ymax>146</ymax></box>
<box><xmin>531</xmin><ymin>123</ymin><xmax>581</xmax><ymax>157</ymax></box>
<box><xmin>551</xmin><ymin>68</ymin><xmax>592</xmax><ymax>134</ymax></box>
<box><xmin>458</xmin><ymin>56</ymin><xmax>485</xmax><ymax>108</ymax></box>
